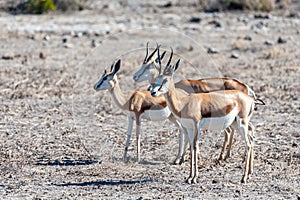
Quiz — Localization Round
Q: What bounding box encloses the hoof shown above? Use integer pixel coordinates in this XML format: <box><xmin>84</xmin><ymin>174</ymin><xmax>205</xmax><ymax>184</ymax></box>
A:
<box><xmin>186</xmin><ymin>177</ymin><xmax>197</xmax><ymax>184</ymax></box>
<box><xmin>241</xmin><ymin>176</ymin><xmax>247</xmax><ymax>184</ymax></box>
<box><xmin>186</xmin><ymin>178</ymin><xmax>193</xmax><ymax>184</ymax></box>
<box><xmin>123</xmin><ymin>156</ymin><xmax>129</xmax><ymax>163</ymax></box>
<box><xmin>192</xmin><ymin>177</ymin><xmax>198</xmax><ymax>184</ymax></box>
<box><xmin>224</xmin><ymin>153</ymin><xmax>231</xmax><ymax>160</ymax></box>
<box><xmin>218</xmin><ymin>156</ymin><xmax>223</xmax><ymax>161</ymax></box>
<box><xmin>172</xmin><ymin>159</ymin><xmax>181</xmax><ymax>165</ymax></box>
<box><xmin>172</xmin><ymin>157</ymin><xmax>184</xmax><ymax>165</ymax></box>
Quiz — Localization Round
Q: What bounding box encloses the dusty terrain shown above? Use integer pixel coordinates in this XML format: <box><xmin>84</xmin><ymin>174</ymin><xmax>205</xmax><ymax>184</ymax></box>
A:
<box><xmin>0</xmin><ymin>1</ymin><xmax>299</xmax><ymax>199</ymax></box>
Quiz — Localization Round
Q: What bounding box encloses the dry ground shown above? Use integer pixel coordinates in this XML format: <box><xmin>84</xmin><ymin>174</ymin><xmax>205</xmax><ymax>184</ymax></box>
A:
<box><xmin>0</xmin><ymin>1</ymin><xmax>299</xmax><ymax>199</ymax></box>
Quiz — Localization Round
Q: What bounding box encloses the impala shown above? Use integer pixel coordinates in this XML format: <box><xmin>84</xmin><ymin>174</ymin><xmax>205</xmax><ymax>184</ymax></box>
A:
<box><xmin>133</xmin><ymin>44</ymin><xmax>262</xmax><ymax>162</ymax></box>
<box><xmin>150</xmin><ymin>49</ymin><xmax>264</xmax><ymax>183</ymax></box>
<box><xmin>94</xmin><ymin>59</ymin><xmax>187</xmax><ymax>163</ymax></box>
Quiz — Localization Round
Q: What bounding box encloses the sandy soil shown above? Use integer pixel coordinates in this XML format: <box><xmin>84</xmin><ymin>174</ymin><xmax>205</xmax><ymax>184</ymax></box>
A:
<box><xmin>0</xmin><ymin>1</ymin><xmax>299</xmax><ymax>199</ymax></box>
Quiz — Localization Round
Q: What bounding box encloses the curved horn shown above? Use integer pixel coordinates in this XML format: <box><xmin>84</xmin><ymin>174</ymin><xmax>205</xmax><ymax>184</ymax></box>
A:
<box><xmin>146</xmin><ymin>44</ymin><xmax>159</xmax><ymax>63</ymax></box>
<box><xmin>167</xmin><ymin>47</ymin><xmax>173</xmax><ymax>67</ymax></box>
<box><xmin>143</xmin><ymin>42</ymin><xmax>149</xmax><ymax>64</ymax></box>
<box><xmin>157</xmin><ymin>43</ymin><xmax>162</xmax><ymax>74</ymax></box>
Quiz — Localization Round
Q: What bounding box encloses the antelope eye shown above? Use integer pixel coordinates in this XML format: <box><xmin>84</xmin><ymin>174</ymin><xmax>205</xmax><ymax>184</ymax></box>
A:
<box><xmin>103</xmin><ymin>76</ymin><xmax>107</xmax><ymax>81</ymax></box>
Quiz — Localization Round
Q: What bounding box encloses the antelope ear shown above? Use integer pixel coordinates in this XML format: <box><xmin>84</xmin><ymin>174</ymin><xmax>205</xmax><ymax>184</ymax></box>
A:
<box><xmin>173</xmin><ymin>59</ymin><xmax>180</xmax><ymax>72</ymax></box>
<box><xmin>112</xmin><ymin>59</ymin><xmax>121</xmax><ymax>76</ymax></box>
<box><xmin>110</xmin><ymin>62</ymin><xmax>114</xmax><ymax>72</ymax></box>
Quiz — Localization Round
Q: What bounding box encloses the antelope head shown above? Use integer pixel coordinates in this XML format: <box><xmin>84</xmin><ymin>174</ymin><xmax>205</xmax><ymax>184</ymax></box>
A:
<box><xmin>133</xmin><ymin>42</ymin><xmax>166</xmax><ymax>83</ymax></box>
<box><xmin>94</xmin><ymin>59</ymin><xmax>121</xmax><ymax>91</ymax></box>
<box><xmin>150</xmin><ymin>47</ymin><xmax>180</xmax><ymax>97</ymax></box>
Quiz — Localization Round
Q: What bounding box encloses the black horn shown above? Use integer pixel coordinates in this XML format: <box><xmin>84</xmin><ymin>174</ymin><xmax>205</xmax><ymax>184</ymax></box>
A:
<box><xmin>143</xmin><ymin>42</ymin><xmax>149</xmax><ymax>64</ymax></box>
<box><xmin>157</xmin><ymin>43</ymin><xmax>162</xmax><ymax>74</ymax></box>
<box><xmin>146</xmin><ymin>44</ymin><xmax>159</xmax><ymax>63</ymax></box>
<box><xmin>166</xmin><ymin>47</ymin><xmax>173</xmax><ymax>67</ymax></box>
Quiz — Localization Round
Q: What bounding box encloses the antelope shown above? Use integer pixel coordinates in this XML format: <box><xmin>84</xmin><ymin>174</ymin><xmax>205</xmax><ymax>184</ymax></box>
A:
<box><xmin>133</xmin><ymin>44</ymin><xmax>261</xmax><ymax>163</ymax></box>
<box><xmin>150</xmin><ymin>48</ymin><xmax>264</xmax><ymax>183</ymax></box>
<box><xmin>94</xmin><ymin>59</ymin><xmax>187</xmax><ymax>163</ymax></box>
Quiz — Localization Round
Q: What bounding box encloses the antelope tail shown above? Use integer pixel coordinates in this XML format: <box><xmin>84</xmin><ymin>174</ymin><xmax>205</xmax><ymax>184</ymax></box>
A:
<box><xmin>254</xmin><ymin>98</ymin><xmax>265</xmax><ymax>106</ymax></box>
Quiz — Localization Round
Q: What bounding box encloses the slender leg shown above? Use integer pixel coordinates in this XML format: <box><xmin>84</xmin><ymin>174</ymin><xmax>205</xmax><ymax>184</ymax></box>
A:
<box><xmin>237</xmin><ymin>119</ymin><xmax>251</xmax><ymax>183</ymax></box>
<box><xmin>225</xmin><ymin>127</ymin><xmax>235</xmax><ymax>160</ymax></box>
<box><xmin>168</xmin><ymin>114</ymin><xmax>187</xmax><ymax>165</ymax></box>
<box><xmin>219</xmin><ymin>127</ymin><xmax>230</xmax><ymax>161</ymax></box>
<box><xmin>248</xmin><ymin>131</ymin><xmax>254</xmax><ymax>175</ymax></box>
<box><xmin>192</xmin><ymin>123</ymin><xmax>200</xmax><ymax>184</ymax></box>
<box><xmin>186</xmin><ymin>128</ymin><xmax>195</xmax><ymax>184</ymax></box>
<box><xmin>136</xmin><ymin>117</ymin><xmax>142</xmax><ymax>163</ymax></box>
<box><xmin>123</xmin><ymin>116</ymin><xmax>134</xmax><ymax>162</ymax></box>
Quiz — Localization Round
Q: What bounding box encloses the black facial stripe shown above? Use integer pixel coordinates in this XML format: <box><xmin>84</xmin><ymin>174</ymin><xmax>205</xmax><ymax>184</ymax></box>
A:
<box><xmin>97</xmin><ymin>74</ymin><xmax>108</xmax><ymax>87</ymax></box>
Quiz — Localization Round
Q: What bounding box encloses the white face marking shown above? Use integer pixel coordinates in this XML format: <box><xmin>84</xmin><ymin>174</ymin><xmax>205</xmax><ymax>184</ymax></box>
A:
<box><xmin>150</xmin><ymin>75</ymin><xmax>169</xmax><ymax>97</ymax></box>
<box><xmin>94</xmin><ymin>73</ymin><xmax>114</xmax><ymax>91</ymax></box>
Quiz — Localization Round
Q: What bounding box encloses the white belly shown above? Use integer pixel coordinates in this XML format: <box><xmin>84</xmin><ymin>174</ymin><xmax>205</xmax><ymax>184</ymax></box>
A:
<box><xmin>199</xmin><ymin>108</ymin><xmax>238</xmax><ymax>131</ymax></box>
<box><xmin>175</xmin><ymin>108</ymin><xmax>238</xmax><ymax>131</ymax></box>
<box><xmin>142</xmin><ymin>106</ymin><xmax>171</xmax><ymax>121</ymax></box>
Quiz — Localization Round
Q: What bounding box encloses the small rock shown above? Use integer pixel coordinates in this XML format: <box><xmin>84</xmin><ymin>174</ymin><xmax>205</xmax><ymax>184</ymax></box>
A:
<box><xmin>231</xmin><ymin>53</ymin><xmax>239</xmax><ymax>59</ymax></box>
<box><xmin>208</xmin><ymin>20</ymin><xmax>221</xmax><ymax>28</ymax></box>
<box><xmin>62</xmin><ymin>37</ymin><xmax>68</xmax><ymax>43</ymax></box>
<box><xmin>207</xmin><ymin>47</ymin><xmax>219</xmax><ymax>54</ymax></box>
<box><xmin>28</xmin><ymin>35</ymin><xmax>35</xmax><ymax>40</ymax></box>
<box><xmin>254</xmin><ymin>13</ymin><xmax>270</xmax><ymax>19</ymax></box>
<box><xmin>244</xmin><ymin>35</ymin><xmax>252</xmax><ymax>41</ymax></box>
<box><xmin>212</xmin><ymin>179</ymin><xmax>219</xmax><ymax>184</ymax></box>
<box><xmin>74</xmin><ymin>32</ymin><xmax>83</xmax><ymax>38</ymax></box>
<box><xmin>189</xmin><ymin>17</ymin><xmax>201</xmax><ymax>23</ymax></box>
<box><xmin>292</xmin><ymin>142</ymin><xmax>298</xmax><ymax>147</ymax></box>
<box><xmin>91</xmin><ymin>39</ymin><xmax>98</xmax><ymax>48</ymax></box>
<box><xmin>264</xmin><ymin>40</ymin><xmax>273</xmax><ymax>46</ymax></box>
<box><xmin>44</xmin><ymin>35</ymin><xmax>50</xmax><ymax>41</ymax></box>
<box><xmin>64</xmin><ymin>43</ymin><xmax>73</xmax><ymax>49</ymax></box>
<box><xmin>159</xmin><ymin>1</ymin><xmax>172</xmax><ymax>8</ymax></box>
<box><xmin>277</xmin><ymin>37</ymin><xmax>287</xmax><ymax>44</ymax></box>
<box><xmin>288</xmin><ymin>11</ymin><xmax>299</xmax><ymax>18</ymax></box>
<box><xmin>1</xmin><ymin>53</ymin><xmax>14</xmax><ymax>60</ymax></box>
<box><xmin>39</xmin><ymin>52</ymin><xmax>46</xmax><ymax>59</ymax></box>
<box><xmin>255</xmin><ymin>21</ymin><xmax>265</xmax><ymax>29</ymax></box>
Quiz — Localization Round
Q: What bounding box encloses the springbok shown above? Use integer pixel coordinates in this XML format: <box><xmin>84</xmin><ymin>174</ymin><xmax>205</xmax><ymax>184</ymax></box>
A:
<box><xmin>94</xmin><ymin>59</ymin><xmax>187</xmax><ymax>163</ymax></box>
<box><xmin>133</xmin><ymin>44</ymin><xmax>261</xmax><ymax>162</ymax></box>
<box><xmin>150</xmin><ymin>49</ymin><xmax>264</xmax><ymax>183</ymax></box>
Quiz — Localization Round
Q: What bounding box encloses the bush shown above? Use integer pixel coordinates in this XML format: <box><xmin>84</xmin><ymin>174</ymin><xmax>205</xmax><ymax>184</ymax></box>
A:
<box><xmin>200</xmin><ymin>0</ymin><xmax>277</xmax><ymax>12</ymax></box>
<box><xmin>53</xmin><ymin>0</ymin><xmax>84</xmax><ymax>12</ymax></box>
<box><xmin>26</xmin><ymin>0</ymin><xmax>56</xmax><ymax>14</ymax></box>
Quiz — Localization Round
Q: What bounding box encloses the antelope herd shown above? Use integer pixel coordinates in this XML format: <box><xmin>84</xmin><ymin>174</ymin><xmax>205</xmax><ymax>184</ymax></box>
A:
<box><xmin>94</xmin><ymin>43</ymin><xmax>265</xmax><ymax>184</ymax></box>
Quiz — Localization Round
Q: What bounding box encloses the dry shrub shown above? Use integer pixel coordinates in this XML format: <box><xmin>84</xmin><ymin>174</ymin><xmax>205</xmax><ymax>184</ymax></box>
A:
<box><xmin>246</xmin><ymin>0</ymin><xmax>275</xmax><ymax>12</ymax></box>
<box><xmin>232</xmin><ymin>38</ymin><xmax>249</xmax><ymax>50</ymax></box>
<box><xmin>278</xmin><ymin>0</ymin><xmax>292</xmax><ymax>9</ymax></box>
<box><xmin>53</xmin><ymin>0</ymin><xmax>85</xmax><ymax>12</ymax></box>
<box><xmin>199</xmin><ymin>0</ymin><xmax>276</xmax><ymax>12</ymax></box>
<box><xmin>263</xmin><ymin>47</ymin><xmax>282</xmax><ymax>59</ymax></box>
